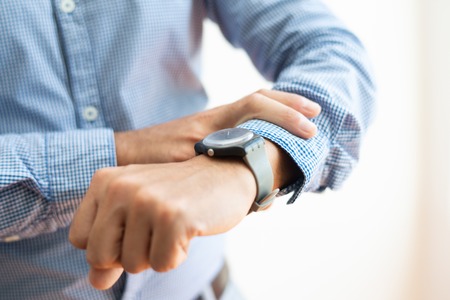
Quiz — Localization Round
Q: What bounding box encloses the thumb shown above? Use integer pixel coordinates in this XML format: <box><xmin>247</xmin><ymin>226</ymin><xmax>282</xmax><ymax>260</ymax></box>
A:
<box><xmin>89</xmin><ymin>267</ymin><xmax>124</xmax><ymax>290</ymax></box>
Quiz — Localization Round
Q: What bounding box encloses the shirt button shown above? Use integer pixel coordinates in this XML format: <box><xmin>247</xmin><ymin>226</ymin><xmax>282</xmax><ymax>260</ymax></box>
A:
<box><xmin>60</xmin><ymin>0</ymin><xmax>76</xmax><ymax>13</ymax></box>
<box><xmin>83</xmin><ymin>106</ymin><xmax>99</xmax><ymax>122</ymax></box>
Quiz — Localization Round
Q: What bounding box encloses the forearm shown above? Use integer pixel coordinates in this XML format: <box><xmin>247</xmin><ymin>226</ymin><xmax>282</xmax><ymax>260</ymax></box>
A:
<box><xmin>113</xmin><ymin>90</ymin><xmax>321</xmax><ymax>166</ymax></box>
<box><xmin>113</xmin><ymin>106</ymin><xmax>232</xmax><ymax>166</ymax></box>
<box><xmin>269</xmin><ymin>32</ymin><xmax>375</xmax><ymax>192</ymax></box>
<box><xmin>208</xmin><ymin>0</ymin><xmax>375</xmax><ymax>196</ymax></box>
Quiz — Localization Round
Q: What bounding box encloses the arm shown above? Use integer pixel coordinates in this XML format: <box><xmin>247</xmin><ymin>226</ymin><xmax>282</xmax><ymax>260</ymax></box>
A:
<box><xmin>69</xmin><ymin>0</ymin><xmax>376</xmax><ymax>289</ymax></box>
<box><xmin>69</xmin><ymin>139</ymin><xmax>297</xmax><ymax>290</ymax></box>
<box><xmin>206</xmin><ymin>0</ymin><xmax>376</xmax><ymax>197</ymax></box>
<box><xmin>0</xmin><ymin>90</ymin><xmax>318</xmax><ymax>241</ymax></box>
<box><xmin>113</xmin><ymin>89</ymin><xmax>320</xmax><ymax>166</ymax></box>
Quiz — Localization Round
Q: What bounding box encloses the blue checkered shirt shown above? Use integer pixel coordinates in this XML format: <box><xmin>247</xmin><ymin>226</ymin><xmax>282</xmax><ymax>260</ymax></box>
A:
<box><xmin>0</xmin><ymin>1</ymin><xmax>375</xmax><ymax>299</ymax></box>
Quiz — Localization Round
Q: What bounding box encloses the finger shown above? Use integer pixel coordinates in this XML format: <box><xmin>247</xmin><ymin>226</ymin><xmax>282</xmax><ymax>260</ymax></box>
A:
<box><xmin>89</xmin><ymin>267</ymin><xmax>124</xmax><ymax>290</ymax></box>
<box><xmin>86</xmin><ymin>203</ymin><xmax>127</xmax><ymax>270</ymax></box>
<box><xmin>239</xmin><ymin>93</ymin><xmax>318</xmax><ymax>139</ymax></box>
<box><xmin>69</xmin><ymin>188</ymin><xmax>98</xmax><ymax>249</ymax></box>
<box><xmin>69</xmin><ymin>168</ymin><xmax>117</xmax><ymax>249</ymax></box>
<box><xmin>85</xmin><ymin>177</ymin><xmax>132</xmax><ymax>270</ymax></box>
<box><xmin>121</xmin><ymin>202</ymin><xmax>153</xmax><ymax>274</ymax></box>
<box><xmin>149</xmin><ymin>218</ymin><xmax>189</xmax><ymax>272</ymax></box>
<box><xmin>257</xmin><ymin>89</ymin><xmax>322</xmax><ymax>118</ymax></box>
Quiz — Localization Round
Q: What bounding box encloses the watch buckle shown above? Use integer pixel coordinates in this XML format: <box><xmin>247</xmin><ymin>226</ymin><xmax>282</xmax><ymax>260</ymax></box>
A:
<box><xmin>248</xmin><ymin>188</ymin><xmax>280</xmax><ymax>214</ymax></box>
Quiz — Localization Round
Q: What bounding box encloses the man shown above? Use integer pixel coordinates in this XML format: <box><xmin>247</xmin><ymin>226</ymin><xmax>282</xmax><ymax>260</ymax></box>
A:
<box><xmin>0</xmin><ymin>1</ymin><xmax>375</xmax><ymax>299</ymax></box>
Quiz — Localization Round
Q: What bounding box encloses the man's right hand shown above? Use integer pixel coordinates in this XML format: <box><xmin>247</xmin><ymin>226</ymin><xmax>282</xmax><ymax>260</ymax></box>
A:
<box><xmin>114</xmin><ymin>89</ymin><xmax>321</xmax><ymax>166</ymax></box>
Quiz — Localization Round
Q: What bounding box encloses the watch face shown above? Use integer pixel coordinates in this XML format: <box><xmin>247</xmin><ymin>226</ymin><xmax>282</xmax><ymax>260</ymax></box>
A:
<box><xmin>203</xmin><ymin>128</ymin><xmax>254</xmax><ymax>147</ymax></box>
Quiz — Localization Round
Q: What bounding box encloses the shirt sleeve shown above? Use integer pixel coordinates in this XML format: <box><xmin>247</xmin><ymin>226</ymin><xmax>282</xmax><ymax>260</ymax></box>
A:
<box><xmin>0</xmin><ymin>129</ymin><xmax>116</xmax><ymax>241</ymax></box>
<box><xmin>205</xmin><ymin>0</ymin><xmax>376</xmax><ymax>202</ymax></box>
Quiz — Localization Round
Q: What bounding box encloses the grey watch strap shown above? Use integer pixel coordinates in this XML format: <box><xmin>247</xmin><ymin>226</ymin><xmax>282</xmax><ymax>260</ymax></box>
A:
<box><xmin>243</xmin><ymin>143</ymin><xmax>278</xmax><ymax>212</ymax></box>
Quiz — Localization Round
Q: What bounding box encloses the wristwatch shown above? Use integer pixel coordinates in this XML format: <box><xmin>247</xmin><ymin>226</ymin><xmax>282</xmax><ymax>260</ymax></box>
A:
<box><xmin>194</xmin><ymin>128</ymin><xmax>279</xmax><ymax>213</ymax></box>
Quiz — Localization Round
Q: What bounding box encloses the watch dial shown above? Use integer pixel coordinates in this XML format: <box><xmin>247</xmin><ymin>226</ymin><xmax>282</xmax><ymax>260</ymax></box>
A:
<box><xmin>203</xmin><ymin>128</ymin><xmax>254</xmax><ymax>147</ymax></box>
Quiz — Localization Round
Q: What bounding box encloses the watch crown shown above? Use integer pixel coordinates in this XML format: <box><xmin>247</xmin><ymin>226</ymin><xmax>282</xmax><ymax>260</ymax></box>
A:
<box><xmin>207</xmin><ymin>149</ymin><xmax>215</xmax><ymax>156</ymax></box>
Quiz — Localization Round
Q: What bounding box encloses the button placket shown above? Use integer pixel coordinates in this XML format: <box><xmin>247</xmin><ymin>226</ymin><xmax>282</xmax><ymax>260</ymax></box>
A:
<box><xmin>53</xmin><ymin>0</ymin><xmax>105</xmax><ymax>128</ymax></box>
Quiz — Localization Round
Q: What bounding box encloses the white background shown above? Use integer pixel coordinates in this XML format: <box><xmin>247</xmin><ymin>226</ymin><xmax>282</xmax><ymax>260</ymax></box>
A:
<box><xmin>201</xmin><ymin>1</ymin><xmax>450</xmax><ymax>299</ymax></box>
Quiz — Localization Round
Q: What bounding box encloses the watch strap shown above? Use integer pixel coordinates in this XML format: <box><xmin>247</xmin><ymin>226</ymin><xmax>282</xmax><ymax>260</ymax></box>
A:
<box><xmin>243</xmin><ymin>141</ymin><xmax>278</xmax><ymax>212</ymax></box>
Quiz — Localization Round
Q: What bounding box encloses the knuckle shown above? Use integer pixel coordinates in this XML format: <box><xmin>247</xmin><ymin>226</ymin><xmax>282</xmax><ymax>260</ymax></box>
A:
<box><xmin>107</xmin><ymin>176</ymin><xmax>136</xmax><ymax>198</ymax></box>
<box><xmin>150</xmin><ymin>259</ymin><xmax>178</xmax><ymax>273</ymax></box>
<box><xmin>239</xmin><ymin>96</ymin><xmax>251</xmax><ymax>111</ymax></box>
<box><xmin>107</xmin><ymin>179</ymin><xmax>125</xmax><ymax>195</ymax></box>
<box><xmin>125</xmin><ymin>266</ymin><xmax>145</xmax><ymax>274</ymax></box>
<box><xmin>243</xmin><ymin>93</ymin><xmax>266</xmax><ymax>117</ymax></box>
<box><xmin>130</xmin><ymin>188</ymin><xmax>166</xmax><ymax>216</ymax></box>
<box><xmin>68</xmin><ymin>232</ymin><xmax>86</xmax><ymax>249</ymax></box>
<box><xmin>86</xmin><ymin>252</ymin><xmax>110</xmax><ymax>269</ymax></box>
<box><xmin>92</xmin><ymin>168</ymin><xmax>112</xmax><ymax>181</ymax></box>
<box><xmin>157</xmin><ymin>204</ymin><xmax>182</xmax><ymax>226</ymax></box>
<box><xmin>187</xmin><ymin>220</ymin><xmax>204</xmax><ymax>237</ymax></box>
<box><xmin>134</xmin><ymin>187</ymin><xmax>158</xmax><ymax>206</ymax></box>
<box><xmin>293</xmin><ymin>94</ymin><xmax>306</xmax><ymax>107</ymax></box>
<box><xmin>85</xmin><ymin>253</ymin><xmax>97</xmax><ymax>267</ymax></box>
<box><xmin>249</xmin><ymin>92</ymin><xmax>266</xmax><ymax>103</ymax></box>
<box><xmin>129</xmin><ymin>194</ymin><xmax>156</xmax><ymax>219</ymax></box>
<box><xmin>151</xmin><ymin>262</ymin><xmax>170</xmax><ymax>273</ymax></box>
<box><xmin>284</xmin><ymin>108</ymin><xmax>301</xmax><ymax>124</ymax></box>
<box><xmin>132</xmin><ymin>193</ymin><xmax>151</xmax><ymax>211</ymax></box>
<box><xmin>123</xmin><ymin>261</ymin><xmax>148</xmax><ymax>274</ymax></box>
<box><xmin>153</xmin><ymin>245</ymin><xmax>188</xmax><ymax>273</ymax></box>
<box><xmin>255</xmin><ymin>88</ymin><xmax>269</xmax><ymax>95</ymax></box>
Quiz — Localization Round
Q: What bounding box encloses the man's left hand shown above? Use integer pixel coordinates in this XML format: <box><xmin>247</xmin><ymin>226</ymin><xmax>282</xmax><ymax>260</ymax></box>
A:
<box><xmin>69</xmin><ymin>154</ymin><xmax>257</xmax><ymax>290</ymax></box>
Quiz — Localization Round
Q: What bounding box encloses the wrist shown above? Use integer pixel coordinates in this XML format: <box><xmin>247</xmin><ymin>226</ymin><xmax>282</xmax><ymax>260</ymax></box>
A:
<box><xmin>264</xmin><ymin>140</ymin><xmax>299</xmax><ymax>189</ymax></box>
<box><xmin>189</xmin><ymin>154</ymin><xmax>257</xmax><ymax>209</ymax></box>
<box><xmin>194</xmin><ymin>128</ymin><xmax>291</xmax><ymax>213</ymax></box>
<box><xmin>114</xmin><ymin>131</ymin><xmax>137</xmax><ymax>166</ymax></box>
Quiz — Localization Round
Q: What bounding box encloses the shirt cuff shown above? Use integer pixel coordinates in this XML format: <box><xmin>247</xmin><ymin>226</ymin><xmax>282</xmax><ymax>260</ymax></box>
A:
<box><xmin>238</xmin><ymin>119</ymin><xmax>329</xmax><ymax>204</ymax></box>
<box><xmin>46</xmin><ymin>128</ymin><xmax>117</xmax><ymax>224</ymax></box>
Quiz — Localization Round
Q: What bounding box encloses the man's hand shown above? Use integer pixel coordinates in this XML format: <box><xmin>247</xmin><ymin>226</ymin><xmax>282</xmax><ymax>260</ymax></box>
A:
<box><xmin>69</xmin><ymin>154</ymin><xmax>258</xmax><ymax>290</ymax></box>
<box><xmin>114</xmin><ymin>89</ymin><xmax>321</xmax><ymax>165</ymax></box>
<box><xmin>69</xmin><ymin>89</ymin><xmax>320</xmax><ymax>290</ymax></box>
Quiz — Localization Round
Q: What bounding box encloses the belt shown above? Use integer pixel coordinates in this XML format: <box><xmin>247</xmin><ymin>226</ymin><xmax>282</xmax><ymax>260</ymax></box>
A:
<box><xmin>196</xmin><ymin>262</ymin><xmax>229</xmax><ymax>300</ymax></box>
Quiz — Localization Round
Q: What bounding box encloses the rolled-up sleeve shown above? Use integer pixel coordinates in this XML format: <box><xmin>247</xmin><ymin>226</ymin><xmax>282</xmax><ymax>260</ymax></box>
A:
<box><xmin>205</xmin><ymin>0</ymin><xmax>376</xmax><ymax>202</ymax></box>
<box><xmin>0</xmin><ymin>129</ymin><xmax>116</xmax><ymax>240</ymax></box>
